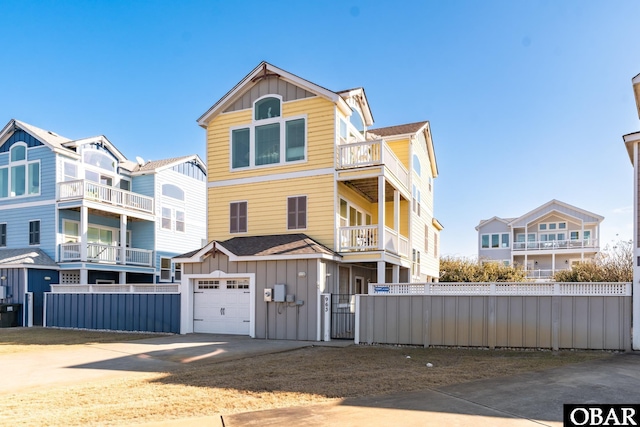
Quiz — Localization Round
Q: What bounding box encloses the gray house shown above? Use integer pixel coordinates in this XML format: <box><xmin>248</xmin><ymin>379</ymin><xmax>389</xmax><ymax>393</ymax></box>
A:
<box><xmin>476</xmin><ymin>200</ymin><xmax>603</xmax><ymax>279</ymax></box>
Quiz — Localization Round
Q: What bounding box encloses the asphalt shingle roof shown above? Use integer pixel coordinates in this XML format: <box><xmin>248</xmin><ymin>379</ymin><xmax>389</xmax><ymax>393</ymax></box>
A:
<box><xmin>368</xmin><ymin>121</ymin><xmax>429</xmax><ymax>138</ymax></box>
<box><xmin>220</xmin><ymin>234</ymin><xmax>338</xmax><ymax>257</ymax></box>
<box><xmin>0</xmin><ymin>248</ymin><xmax>58</xmax><ymax>267</ymax></box>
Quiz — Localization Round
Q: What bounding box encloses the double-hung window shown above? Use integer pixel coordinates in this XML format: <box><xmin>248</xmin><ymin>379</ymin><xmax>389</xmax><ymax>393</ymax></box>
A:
<box><xmin>0</xmin><ymin>223</ymin><xmax>6</xmax><ymax>247</ymax></box>
<box><xmin>230</xmin><ymin>201</ymin><xmax>247</xmax><ymax>233</ymax></box>
<box><xmin>287</xmin><ymin>196</ymin><xmax>307</xmax><ymax>230</ymax></box>
<box><xmin>481</xmin><ymin>233</ymin><xmax>509</xmax><ymax>249</ymax></box>
<box><xmin>0</xmin><ymin>143</ymin><xmax>40</xmax><ymax>198</ymax></box>
<box><xmin>160</xmin><ymin>257</ymin><xmax>171</xmax><ymax>281</ymax></box>
<box><xmin>29</xmin><ymin>220</ymin><xmax>40</xmax><ymax>245</ymax></box>
<box><xmin>231</xmin><ymin>96</ymin><xmax>306</xmax><ymax>169</ymax></box>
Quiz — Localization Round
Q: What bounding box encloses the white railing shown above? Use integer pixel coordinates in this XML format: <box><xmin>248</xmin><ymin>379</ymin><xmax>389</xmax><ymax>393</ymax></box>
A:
<box><xmin>337</xmin><ymin>139</ymin><xmax>410</xmax><ymax>189</ymax></box>
<box><xmin>50</xmin><ymin>283</ymin><xmax>179</xmax><ymax>293</ymax></box>
<box><xmin>339</xmin><ymin>225</ymin><xmax>378</xmax><ymax>251</ymax></box>
<box><xmin>512</xmin><ymin>239</ymin><xmax>598</xmax><ymax>251</ymax></box>
<box><xmin>368</xmin><ymin>282</ymin><xmax>632</xmax><ymax>296</ymax></box>
<box><xmin>58</xmin><ymin>180</ymin><xmax>154</xmax><ymax>214</ymax></box>
<box><xmin>59</xmin><ymin>243</ymin><xmax>153</xmax><ymax>267</ymax></box>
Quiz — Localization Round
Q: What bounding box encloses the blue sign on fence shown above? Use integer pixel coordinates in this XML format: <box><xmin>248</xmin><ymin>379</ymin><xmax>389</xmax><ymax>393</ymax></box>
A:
<box><xmin>374</xmin><ymin>286</ymin><xmax>390</xmax><ymax>293</ymax></box>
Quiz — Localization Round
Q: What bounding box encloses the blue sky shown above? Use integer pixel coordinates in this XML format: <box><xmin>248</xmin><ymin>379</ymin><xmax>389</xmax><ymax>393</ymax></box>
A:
<box><xmin>2</xmin><ymin>0</ymin><xmax>639</xmax><ymax>257</ymax></box>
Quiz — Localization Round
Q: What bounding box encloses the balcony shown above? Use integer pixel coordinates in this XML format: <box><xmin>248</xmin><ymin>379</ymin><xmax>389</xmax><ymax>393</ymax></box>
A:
<box><xmin>338</xmin><ymin>225</ymin><xmax>409</xmax><ymax>257</ymax></box>
<box><xmin>512</xmin><ymin>239</ymin><xmax>598</xmax><ymax>251</ymax></box>
<box><xmin>59</xmin><ymin>242</ymin><xmax>154</xmax><ymax>267</ymax></box>
<box><xmin>337</xmin><ymin>139</ymin><xmax>410</xmax><ymax>191</ymax></box>
<box><xmin>58</xmin><ymin>180</ymin><xmax>154</xmax><ymax>214</ymax></box>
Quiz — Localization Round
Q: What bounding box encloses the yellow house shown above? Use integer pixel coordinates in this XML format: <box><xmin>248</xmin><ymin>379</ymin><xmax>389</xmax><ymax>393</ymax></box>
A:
<box><xmin>177</xmin><ymin>62</ymin><xmax>442</xmax><ymax>339</ymax></box>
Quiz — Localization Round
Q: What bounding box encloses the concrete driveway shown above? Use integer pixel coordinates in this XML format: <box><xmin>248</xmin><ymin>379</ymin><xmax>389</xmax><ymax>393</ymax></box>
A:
<box><xmin>3</xmin><ymin>331</ymin><xmax>639</xmax><ymax>426</ymax></box>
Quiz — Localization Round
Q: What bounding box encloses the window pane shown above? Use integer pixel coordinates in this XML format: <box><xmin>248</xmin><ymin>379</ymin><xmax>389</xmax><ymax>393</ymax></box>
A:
<box><xmin>83</xmin><ymin>150</ymin><xmax>115</xmax><ymax>172</ymax></box>
<box><xmin>232</xmin><ymin>128</ymin><xmax>250</xmax><ymax>168</ymax></box>
<box><xmin>161</xmin><ymin>258</ymin><xmax>171</xmax><ymax>269</ymax></box>
<box><xmin>571</xmin><ymin>231</ymin><xmax>579</xmax><ymax>240</ymax></box>
<box><xmin>162</xmin><ymin>207</ymin><xmax>172</xmax><ymax>230</ymax></box>
<box><xmin>255</xmin><ymin>97</ymin><xmax>281</xmax><ymax>120</ymax></box>
<box><xmin>176</xmin><ymin>211</ymin><xmax>185</xmax><ymax>232</ymax></box>
<box><xmin>64</xmin><ymin>222</ymin><xmax>79</xmax><ymax>242</ymax></box>
<box><xmin>28</xmin><ymin>163</ymin><xmax>39</xmax><ymax>194</ymax></box>
<box><xmin>162</xmin><ymin>184</ymin><xmax>184</xmax><ymax>200</ymax></box>
<box><xmin>339</xmin><ymin>120</ymin><xmax>347</xmax><ymax>139</ymax></box>
<box><xmin>491</xmin><ymin>234</ymin><xmax>499</xmax><ymax>248</ymax></box>
<box><xmin>558</xmin><ymin>222</ymin><xmax>566</xmax><ymax>229</ymax></box>
<box><xmin>29</xmin><ymin>220</ymin><xmax>40</xmax><ymax>245</ymax></box>
<box><xmin>64</xmin><ymin>162</ymin><xmax>77</xmax><ymax>181</ymax></box>
<box><xmin>0</xmin><ymin>168</ymin><xmax>7</xmax><ymax>198</ymax></box>
<box><xmin>120</xmin><ymin>179</ymin><xmax>130</xmax><ymax>191</ymax></box>
<box><xmin>0</xmin><ymin>223</ymin><xmax>6</xmax><ymax>246</ymax></box>
<box><xmin>85</xmin><ymin>170</ymin><xmax>99</xmax><ymax>183</ymax></box>
<box><xmin>285</xmin><ymin>119</ymin><xmax>305</xmax><ymax>161</ymax></box>
<box><xmin>255</xmin><ymin>123</ymin><xmax>280</xmax><ymax>165</ymax></box>
<box><xmin>11</xmin><ymin>145</ymin><xmax>26</xmax><ymax>161</ymax></box>
<box><xmin>481</xmin><ymin>235</ymin><xmax>489</xmax><ymax>248</ymax></box>
<box><xmin>288</xmin><ymin>196</ymin><xmax>306</xmax><ymax>229</ymax></box>
<box><xmin>501</xmin><ymin>234</ymin><xmax>509</xmax><ymax>248</ymax></box>
<box><xmin>11</xmin><ymin>165</ymin><xmax>25</xmax><ymax>197</ymax></box>
<box><xmin>350</xmin><ymin>108</ymin><xmax>364</xmax><ymax>132</ymax></box>
<box><xmin>539</xmin><ymin>224</ymin><xmax>547</xmax><ymax>230</ymax></box>
<box><xmin>230</xmin><ymin>202</ymin><xmax>247</xmax><ymax>233</ymax></box>
<box><xmin>549</xmin><ymin>223</ymin><xmax>556</xmax><ymax>230</ymax></box>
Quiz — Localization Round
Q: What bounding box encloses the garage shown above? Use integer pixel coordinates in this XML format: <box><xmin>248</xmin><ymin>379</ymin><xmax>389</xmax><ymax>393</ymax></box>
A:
<box><xmin>193</xmin><ymin>279</ymin><xmax>251</xmax><ymax>334</ymax></box>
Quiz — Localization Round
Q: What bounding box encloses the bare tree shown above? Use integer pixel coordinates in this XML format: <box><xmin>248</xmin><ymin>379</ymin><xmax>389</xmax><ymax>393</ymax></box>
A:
<box><xmin>553</xmin><ymin>240</ymin><xmax>632</xmax><ymax>282</ymax></box>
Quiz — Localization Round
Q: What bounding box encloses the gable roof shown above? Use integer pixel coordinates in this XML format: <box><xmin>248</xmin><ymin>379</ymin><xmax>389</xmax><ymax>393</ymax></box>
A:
<box><xmin>0</xmin><ymin>248</ymin><xmax>58</xmax><ymax>268</ymax></box>
<box><xmin>130</xmin><ymin>154</ymin><xmax>206</xmax><ymax>175</ymax></box>
<box><xmin>369</xmin><ymin>120</ymin><xmax>438</xmax><ymax>178</ymax></box>
<box><xmin>508</xmin><ymin>199</ymin><xmax>603</xmax><ymax>228</ymax></box>
<box><xmin>633</xmin><ymin>72</ymin><xmax>640</xmax><ymax>119</ymax></box>
<box><xmin>475</xmin><ymin>216</ymin><xmax>513</xmax><ymax>231</ymax></box>
<box><xmin>176</xmin><ymin>234</ymin><xmax>341</xmax><ymax>262</ymax></box>
<box><xmin>337</xmin><ymin>87</ymin><xmax>374</xmax><ymax>126</ymax></box>
<box><xmin>197</xmin><ymin>62</ymin><xmax>352</xmax><ymax>127</ymax></box>
<box><xmin>0</xmin><ymin>119</ymin><xmax>74</xmax><ymax>156</ymax></box>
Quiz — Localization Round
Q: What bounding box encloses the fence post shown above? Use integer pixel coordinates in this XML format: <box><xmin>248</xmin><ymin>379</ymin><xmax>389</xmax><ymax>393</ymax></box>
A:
<box><xmin>424</xmin><ymin>295</ymin><xmax>431</xmax><ymax>348</ymax></box>
<box><xmin>321</xmin><ymin>294</ymin><xmax>331</xmax><ymax>342</ymax></box>
<box><xmin>552</xmin><ymin>295</ymin><xmax>560</xmax><ymax>351</ymax></box>
<box><xmin>488</xmin><ymin>283</ymin><xmax>496</xmax><ymax>349</ymax></box>
<box><xmin>354</xmin><ymin>295</ymin><xmax>360</xmax><ymax>344</ymax></box>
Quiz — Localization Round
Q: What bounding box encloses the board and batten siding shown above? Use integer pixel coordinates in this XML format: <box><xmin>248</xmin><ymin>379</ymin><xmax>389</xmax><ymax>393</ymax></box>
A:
<box><xmin>206</xmin><ymin>96</ymin><xmax>337</xmax><ymax>183</ymax></box>
<box><xmin>208</xmin><ymin>173</ymin><xmax>335</xmax><ymax>249</ymax></box>
<box><xmin>183</xmin><ymin>251</ymin><xmax>333</xmax><ymax>340</ymax></box>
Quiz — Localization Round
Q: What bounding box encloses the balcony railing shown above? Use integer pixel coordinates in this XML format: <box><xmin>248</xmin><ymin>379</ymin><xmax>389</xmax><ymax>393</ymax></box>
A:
<box><xmin>338</xmin><ymin>140</ymin><xmax>410</xmax><ymax>189</ymax></box>
<box><xmin>368</xmin><ymin>282</ymin><xmax>632</xmax><ymax>296</ymax></box>
<box><xmin>338</xmin><ymin>225</ymin><xmax>409</xmax><ymax>257</ymax></box>
<box><xmin>512</xmin><ymin>239</ymin><xmax>598</xmax><ymax>251</ymax></box>
<box><xmin>59</xmin><ymin>243</ymin><xmax>153</xmax><ymax>267</ymax></box>
<box><xmin>58</xmin><ymin>180</ymin><xmax>154</xmax><ymax>214</ymax></box>
<box><xmin>51</xmin><ymin>283</ymin><xmax>179</xmax><ymax>293</ymax></box>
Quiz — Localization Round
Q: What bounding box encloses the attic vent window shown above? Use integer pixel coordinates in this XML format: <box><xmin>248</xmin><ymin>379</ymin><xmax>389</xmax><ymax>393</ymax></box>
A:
<box><xmin>255</xmin><ymin>97</ymin><xmax>281</xmax><ymax>120</ymax></box>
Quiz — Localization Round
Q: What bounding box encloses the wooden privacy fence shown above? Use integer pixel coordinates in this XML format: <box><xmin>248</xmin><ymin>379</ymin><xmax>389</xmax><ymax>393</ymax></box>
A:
<box><xmin>356</xmin><ymin>282</ymin><xmax>632</xmax><ymax>350</ymax></box>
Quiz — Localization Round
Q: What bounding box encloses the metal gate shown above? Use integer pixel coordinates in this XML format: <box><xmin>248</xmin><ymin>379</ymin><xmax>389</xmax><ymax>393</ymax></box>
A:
<box><xmin>331</xmin><ymin>294</ymin><xmax>355</xmax><ymax>339</ymax></box>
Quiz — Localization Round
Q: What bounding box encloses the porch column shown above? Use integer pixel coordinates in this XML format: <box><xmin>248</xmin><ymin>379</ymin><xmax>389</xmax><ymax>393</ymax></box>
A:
<box><xmin>377</xmin><ymin>261</ymin><xmax>386</xmax><ymax>284</ymax></box>
<box><xmin>393</xmin><ymin>190</ymin><xmax>400</xmax><ymax>234</ymax></box>
<box><xmin>120</xmin><ymin>214</ymin><xmax>127</xmax><ymax>266</ymax></box>
<box><xmin>119</xmin><ymin>271</ymin><xmax>126</xmax><ymax>285</ymax></box>
<box><xmin>391</xmin><ymin>264</ymin><xmax>399</xmax><ymax>283</ymax></box>
<box><xmin>378</xmin><ymin>176</ymin><xmax>385</xmax><ymax>251</ymax></box>
<box><xmin>80</xmin><ymin>206</ymin><xmax>88</xmax><ymax>262</ymax></box>
<box><xmin>80</xmin><ymin>269</ymin><xmax>88</xmax><ymax>284</ymax></box>
<box><xmin>551</xmin><ymin>253</ymin><xmax>556</xmax><ymax>275</ymax></box>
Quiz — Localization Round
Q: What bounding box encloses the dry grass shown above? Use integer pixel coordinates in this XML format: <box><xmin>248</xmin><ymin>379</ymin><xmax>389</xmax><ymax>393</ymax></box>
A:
<box><xmin>0</xmin><ymin>328</ymin><xmax>613</xmax><ymax>426</ymax></box>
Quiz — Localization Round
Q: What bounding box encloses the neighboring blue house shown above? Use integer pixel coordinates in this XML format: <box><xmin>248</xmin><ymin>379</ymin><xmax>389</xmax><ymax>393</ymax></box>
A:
<box><xmin>0</xmin><ymin>119</ymin><xmax>206</xmax><ymax>326</ymax></box>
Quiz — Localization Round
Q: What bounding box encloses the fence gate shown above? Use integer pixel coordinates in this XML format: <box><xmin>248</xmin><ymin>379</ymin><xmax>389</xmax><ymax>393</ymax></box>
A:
<box><xmin>331</xmin><ymin>294</ymin><xmax>355</xmax><ymax>339</ymax></box>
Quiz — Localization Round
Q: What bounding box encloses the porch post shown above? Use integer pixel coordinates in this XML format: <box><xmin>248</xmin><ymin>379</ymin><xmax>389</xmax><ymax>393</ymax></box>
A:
<box><xmin>377</xmin><ymin>261</ymin><xmax>386</xmax><ymax>284</ymax></box>
<box><xmin>393</xmin><ymin>190</ymin><xmax>400</xmax><ymax>234</ymax></box>
<box><xmin>80</xmin><ymin>206</ymin><xmax>88</xmax><ymax>262</ymax></box>
<box><xmin>391</xmin><ymin>264</ymin><xmax>399</xmax><ymax>283</ymax></box>
<box><xmin>378</xmin><ymin>176</ymin><xmax>385</xmax><ymax>250</ymax></box>
<box><xmin>120</xmin><ymin>214</ymin><xmax>127</xmax><ymax>266</ymax></box>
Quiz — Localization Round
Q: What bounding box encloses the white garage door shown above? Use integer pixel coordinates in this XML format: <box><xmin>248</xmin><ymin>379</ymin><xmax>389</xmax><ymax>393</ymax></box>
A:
<box><xmin>193</xmin><ymin>279</ymin><xmax>251</xmax><ymax>334</ymax></box>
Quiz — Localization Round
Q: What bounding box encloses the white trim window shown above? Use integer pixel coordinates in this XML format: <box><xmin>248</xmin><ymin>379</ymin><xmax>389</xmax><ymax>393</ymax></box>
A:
<box><xmin>481</xmin><ymin>233</ymin><xmax>510</xmax><ymax>249</ymax></box>
<box><xmin>230</xmin><ymin>95</ymin><xmax>307</xmax><ymax>170</ymax></box>
<box><xmin>0</xmin><ymin>143</ymin><xmax>40</xmax><ymax>198</ymax></box>
<box><xmin>161</xmin><ymin>207</ymin><xmax>185</xmax><ymax>232</ymax></box>
<box><xmin>160</xmin><ymin>257</ymin><xmax>172</xmax><ymax>281</ymax></box>
<box><xmin>539</xmin><ymin>221</ymin><xmax>567</xmax><ymax>231</ymax></box>
<box><xmin>412</xmin><ymin>184</ymin><xmax>421</xmax><ymax>216</ymax></box>
<box><xmin>29</xmin><ymin>220</ymin><xmax>40</xmax><ymax>245</ymax></box>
